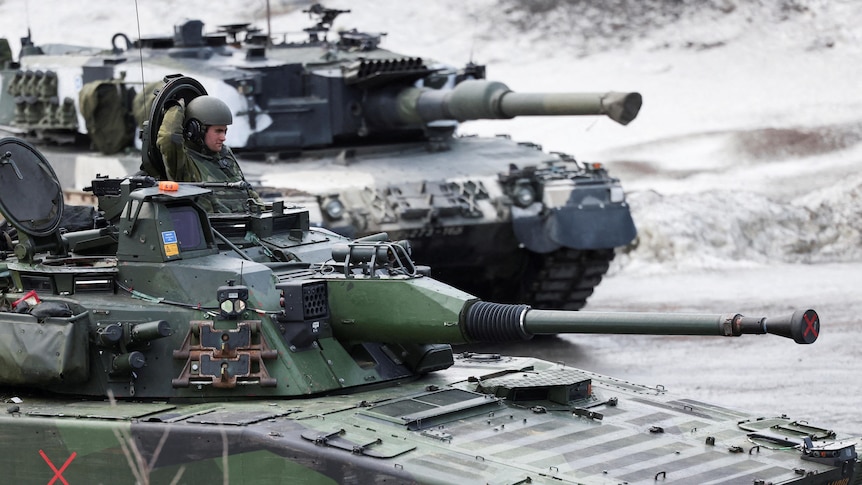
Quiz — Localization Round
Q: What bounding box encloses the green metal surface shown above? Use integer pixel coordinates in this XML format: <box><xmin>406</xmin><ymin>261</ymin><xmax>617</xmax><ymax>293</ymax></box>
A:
<box><xmin>327</xmin><ymin>276</ymin><xmax>471</xmax><ymax>344</ymax></box>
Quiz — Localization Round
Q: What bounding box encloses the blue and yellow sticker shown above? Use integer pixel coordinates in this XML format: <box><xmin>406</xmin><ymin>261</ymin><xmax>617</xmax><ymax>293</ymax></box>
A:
<box><xmin>162</xmin><ymin>231</ymin><xmax>179</xmax><ymax>257</ymax></box>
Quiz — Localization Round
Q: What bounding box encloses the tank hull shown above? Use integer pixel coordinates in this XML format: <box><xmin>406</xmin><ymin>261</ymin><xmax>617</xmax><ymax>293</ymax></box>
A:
<box><xmin>66</xmin><ymin>133</ymin><xmax>635</xmax><ymax>310</ymax></box>
<box><xmin>240</xmin><ymin>136</ymin><xmax>634</xmax><ymax>310</ymax></box>
<box><xmin>0</xmin><ymin>137</ymin><xmax>856</xmax><ymax>485</ymax></box>
<box><xmin>3</xmin><ymin>354</ymin><xmax>858</xmax><ymax>485</ymax></box>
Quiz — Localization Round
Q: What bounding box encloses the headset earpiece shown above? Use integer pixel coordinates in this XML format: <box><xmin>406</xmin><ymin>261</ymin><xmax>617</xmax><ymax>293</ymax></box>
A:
<box><xmin>183</xmin><ymin>118</ymin><xmax>203</xmax><ymax>144</ymax></box>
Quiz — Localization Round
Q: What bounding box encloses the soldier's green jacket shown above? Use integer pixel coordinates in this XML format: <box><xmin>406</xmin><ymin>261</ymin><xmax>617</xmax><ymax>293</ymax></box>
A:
<box><xmin>156</xmin><ymin>104</ymin><xmax>260</xmax><ymax>212</ymax></box>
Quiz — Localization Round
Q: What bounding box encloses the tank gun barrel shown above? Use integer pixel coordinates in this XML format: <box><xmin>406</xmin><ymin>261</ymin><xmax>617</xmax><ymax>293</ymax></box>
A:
<box><xmin>511</xmin><ymin>306</ymin><xmax>820</xmax><ymax>344</ymax></box>
<box><xmin>366</xmin><ymin>80</ymin><xmax>642</xmax><ymax>128</ymax></box>
<box><xmin>327</xmin><ymin>277</ymin><xmax>820</xmax><ymax>345</ymax></box>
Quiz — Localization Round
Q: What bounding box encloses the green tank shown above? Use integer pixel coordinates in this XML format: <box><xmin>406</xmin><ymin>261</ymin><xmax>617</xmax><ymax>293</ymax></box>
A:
<box><xmin>0</xmin><ymin>4</ymin><xmax>640</xmax><ymax>310</ymax></box>
<box><xmin>0</xmin><ymin>135</ymin><xmax>857</xmax><ymax>484</ymax></box>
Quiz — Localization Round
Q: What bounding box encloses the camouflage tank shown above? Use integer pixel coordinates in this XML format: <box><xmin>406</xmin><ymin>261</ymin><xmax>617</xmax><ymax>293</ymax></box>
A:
<box><xmin>0</xmin><ymin>4</ymin><xmax>639</xmax><ymax>310</ymax></box>
<box><xmin>0</xmin><ymin>135</ymin><xmax>858</xmax><ymax>484</ymax></box>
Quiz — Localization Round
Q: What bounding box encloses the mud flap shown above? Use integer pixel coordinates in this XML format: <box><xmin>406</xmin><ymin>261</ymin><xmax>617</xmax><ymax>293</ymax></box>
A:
<box><xmin>512</xmin><ymin>203</ymin><xmax>560</xmax><ymax>253</ymax></box>
<box><xmin>546</xmin><ymin>205</ymin><xmax>636</xmax><ymax>249</ymax></box>
<box><xmin>513</xmin><ymin>203</ymin><xmax>636</xmax><ymax>252</ymax></box>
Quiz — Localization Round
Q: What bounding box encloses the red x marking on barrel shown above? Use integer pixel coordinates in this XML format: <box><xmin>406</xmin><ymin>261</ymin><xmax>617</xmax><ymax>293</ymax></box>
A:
<box><xmin>39</xmin><ymin>449</ymin><xmax>76</xmax><ymax>485</ymax></box>
<box><xmin>803</xmin><ymin>311</ymin><xmax>819</xmax><ymax>338</ymax></box>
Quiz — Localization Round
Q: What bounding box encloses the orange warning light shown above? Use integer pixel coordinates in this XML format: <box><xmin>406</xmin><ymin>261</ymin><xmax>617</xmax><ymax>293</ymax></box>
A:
<box><xmin>159</xmin><ymin>181</ymin><xmax>179</xmax><ymax>192</ymax></box>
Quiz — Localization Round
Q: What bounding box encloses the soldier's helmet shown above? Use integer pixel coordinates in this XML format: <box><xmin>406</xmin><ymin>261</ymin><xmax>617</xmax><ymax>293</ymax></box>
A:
<box><xmin>186</xmin><ymin>95</ymin><xmax>233</xmax><ymax>126</ymax></box>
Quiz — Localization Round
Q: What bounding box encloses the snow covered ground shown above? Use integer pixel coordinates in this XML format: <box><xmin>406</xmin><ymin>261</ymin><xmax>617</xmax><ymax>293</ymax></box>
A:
<box><xmin>2</xmin><ymin>0</ymin><xmax>861</xmax><ymax>434</ymax></box>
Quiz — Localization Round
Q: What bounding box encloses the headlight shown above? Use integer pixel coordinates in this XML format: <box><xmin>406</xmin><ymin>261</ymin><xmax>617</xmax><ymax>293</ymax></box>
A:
<box><xmin>220</xmin><ymin>298</ymin><xmax>247</xmax><ymax>315</ymax></box>
<box><xmin>609</xmin><ymin>186</ymin><xmax>625</xmax><ymax>203</ymax></box>
<box><xmin>237</xmin><ymin>80</ymin><xmax>254</xmax><ymax>95</ymax></box>
<box><xmin>323</xmin><ymin>198</ymin><xmax>345</xmax><ymax>220</ymax></box>
<box><xmin>217</xmin><ymin>284</ymin><xmax>249</xmax><ymax>319</ymax></box>
<box><xmin>513</xmin><ymin>182</ymin><xmax>536</xmax><ymax>207</ymax></box>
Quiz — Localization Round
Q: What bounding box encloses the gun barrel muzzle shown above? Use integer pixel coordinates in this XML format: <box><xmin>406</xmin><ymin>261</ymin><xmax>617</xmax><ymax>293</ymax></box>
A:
<box><xmin>463</xmin><ymin>302</ymin><xmax>819</xmax><ymax>345</ymax></box>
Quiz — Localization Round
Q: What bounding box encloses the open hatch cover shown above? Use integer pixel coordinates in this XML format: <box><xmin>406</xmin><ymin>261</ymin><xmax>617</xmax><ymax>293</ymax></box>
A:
<box><xmin>0</xmin><ymin>137</ymin><xmax>63</xmax><ymax>238</ymax></box>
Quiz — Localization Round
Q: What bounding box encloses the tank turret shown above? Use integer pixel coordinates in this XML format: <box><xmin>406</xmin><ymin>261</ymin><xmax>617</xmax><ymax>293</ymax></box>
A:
<box><xmin>0</xmin><ymin>136</ymin><xmax>856</xmax><ymax>485</ymax></box>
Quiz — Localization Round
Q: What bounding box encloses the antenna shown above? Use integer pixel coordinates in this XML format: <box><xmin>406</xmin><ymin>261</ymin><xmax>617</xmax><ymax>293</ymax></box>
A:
<box><xmin>24</xmin><ymin>0</ymin><xmax>30</xmax><ymax>36</ymax></box>
<box><xmin>134</xmin><ymin>0</ymin><xmax>146</xmax><ymax>90</ymax></box>
<box><xmin>266</xmin><ymin>0</ymin><xmax>272</xmax><ymax>47</ymax></box>
<box><xmin>469</xmin><ymin>36</ymin><xmax>476</xmax><ymax>66</ymax></box>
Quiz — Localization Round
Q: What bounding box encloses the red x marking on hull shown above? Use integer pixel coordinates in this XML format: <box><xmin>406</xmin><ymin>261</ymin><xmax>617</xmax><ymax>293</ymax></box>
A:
<box><xmin>39</xmin><ymin>449</ymin><xmax>76</xmax><ymax>485</ymax></box>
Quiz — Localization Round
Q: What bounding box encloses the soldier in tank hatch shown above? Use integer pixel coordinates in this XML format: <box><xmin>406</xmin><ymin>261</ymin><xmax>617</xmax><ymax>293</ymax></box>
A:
<box><xmin>155</xmin><ymin>95</ymin><xmax>262</xmax><ymax>213</ymax></box>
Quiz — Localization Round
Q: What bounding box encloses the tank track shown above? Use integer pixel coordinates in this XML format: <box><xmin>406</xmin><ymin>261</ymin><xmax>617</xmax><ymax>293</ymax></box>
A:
<box><xmin>525</xmin><ymin>248</ymin><xmax>616</xmax><ymax>310</ymax></box>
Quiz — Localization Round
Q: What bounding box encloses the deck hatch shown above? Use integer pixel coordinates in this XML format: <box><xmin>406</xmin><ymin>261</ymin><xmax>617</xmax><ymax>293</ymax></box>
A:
<box><xmin>475</xmin><ymin>368</ymin><xmax>593</xmax><ymax>405</ymax></box>
<box><xmin>362</xmin><ymin>388</ymin><xmax>501</xmax><ymax>429</ymax></box>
